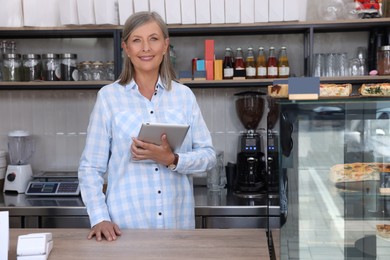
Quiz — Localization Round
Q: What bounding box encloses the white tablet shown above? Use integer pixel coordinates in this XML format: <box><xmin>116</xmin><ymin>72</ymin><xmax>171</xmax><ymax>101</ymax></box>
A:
<box><xmin>137</xmin><ymin>122</ymin><xmax>190</xmax><ymax>151</ymax></box>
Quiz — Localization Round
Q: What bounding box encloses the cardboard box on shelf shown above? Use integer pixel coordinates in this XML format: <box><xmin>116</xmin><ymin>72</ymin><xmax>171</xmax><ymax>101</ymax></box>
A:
<box><xmin>205</xmin><ymin>60</ymin><xmax>214</xmax><ymax>80</ymax></box>
<box><xmin>195</xmin><ymin>0</ymin><xmax>211</xmax><ymax>24</ymax></box>
<box><xmin>210</xmin><ymin>0</ymin><xmax>225</xmax><ymax>24</ymax></box>
<box><xmin>181</xmin><ymin>0</ymin><xmax>196</xmax><ymax>24</ymax></box>
<box><xmin>118</xmin><ymin>0</ymin><xmax>134</xmax><ymax>25</ymax></box>
<box><xmin>150</xmin><ymin>0</ymin><xmax>166</xmax><ymax>22</ymax></box>
<box><xmin>196</xmin><ymin>60</ymin><xmax>205</xmax><ymax>71</ymax></box>
<box><xmin>23</xmin><ymin>0</ymin><xmax>61</xmax><ymax>26</ymax></box>
<box><xmin>268</xmin><ymin>0</ymin><xmax>283</xmax><ymax>22</ymax></box>
<box><xmin>214</xmin><ymin>60</ymin><xmax>223</xmax><ymax>80</ymax></box>
<box><xmin>0</xmin><ymin>0</ymin><xmax>24</xmax><ymax>27</ymax></box>
<box><xmin>284</xmin><ymin>0</ymin><xmax>299</xmax><ymax>21</ymax></box>
<box><xmin>254</xmin><ymin>0</ymin><xmax>268</xmax><ymax>22</ymax></box>
<box><xmin>204</xmin><ymin>39</ymin><xmax>215</xmax><ymax>61</ymax></box>
<box><xmin>133</xmin><ymin>0</ymin><xmax>149</xmax><ymax>12</ymax></box>
<box><xmin>193</xmin><ymin>70</ymin><xmax>206</xmax><ymax>80</ymax></box>
<box><xmin>241</xmin><ymin>0</ymin><xmax>255</xmax><ymax>23</ymax></box>
<box><xmin>179</xmin><ymin>71</ymin><xmax>193</xmax><ymax>80</ymax></box>
<box><xmin>76</xmin><ymin>0</ymin><xmax>96</xmax><ymax>25</ymax></box>
<box><xmin>166</xmin><ymin>0</ymin><xmax>182</xmax><ymax>24</ymax></box>
<box><xmin>225</xmin><ymin>0</ymin><xmax>240</xmax><ymax>23</ymax></box>
<box><xmin>60</xmin><ymin>0</ymin><xmax>79</xmax><ymax>25</ymax></box>
<box><xmin>94</xmin><ymin>0</ymin><xmax>119</xmax><ymax>25</ymax></box>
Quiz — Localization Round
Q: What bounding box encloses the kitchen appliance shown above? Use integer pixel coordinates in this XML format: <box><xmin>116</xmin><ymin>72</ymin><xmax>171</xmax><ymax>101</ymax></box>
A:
<box><xmin>267</xmin><ymin>132</ymin><xmax>279</xmax><ymax>192</ymax></box>
<box><xmin>25</xmin><ymin>171</ymin><xmax>80</xmax><ymax>196</ymax></box>
<box><xmin>234</xmin><ymin>91</ymin><xmax>266</xmax><ymax>196</ymax></box>
<box><xmin>3</xmin><ymin>130</ymin><xmax>34</xmax><ymax>193</ymax></box>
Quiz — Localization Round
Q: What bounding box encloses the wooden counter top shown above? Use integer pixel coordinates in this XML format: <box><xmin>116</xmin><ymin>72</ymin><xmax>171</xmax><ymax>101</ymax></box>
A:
<box><xmin>9</xmin><ymin>228</ymin><xmax>269</xmax><ymax>260</ymax></box>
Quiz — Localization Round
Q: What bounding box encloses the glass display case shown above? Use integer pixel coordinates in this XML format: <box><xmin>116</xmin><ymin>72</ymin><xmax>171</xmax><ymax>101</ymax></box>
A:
<box><xmin>272</xmin><ymin>97</ymin><xmax>390</xmax><ymax>259</ymax></box>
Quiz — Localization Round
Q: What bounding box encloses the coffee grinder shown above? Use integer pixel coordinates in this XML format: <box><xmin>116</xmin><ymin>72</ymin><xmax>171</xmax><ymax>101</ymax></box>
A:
<box><xmin>234</xmin><ymin>91</ymin><xmax>266</xmax><ymax>196</ymax></box>
<box><xmin>3</xmin><ymin>130</ymin><xmax>34</xmax><ymax>193</ymax></box>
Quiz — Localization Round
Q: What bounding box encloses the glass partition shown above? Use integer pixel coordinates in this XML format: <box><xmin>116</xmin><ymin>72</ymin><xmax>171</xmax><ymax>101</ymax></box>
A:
<box><xmin>274</xmin><ymin>98</ymin><xmax>390</xmax><ymax>259</ymax></box>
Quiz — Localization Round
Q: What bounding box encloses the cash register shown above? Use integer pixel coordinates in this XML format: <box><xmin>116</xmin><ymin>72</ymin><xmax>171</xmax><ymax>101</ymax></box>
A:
<box><xmin>25</xmin><ymin>171</ymin><xmax>80</xmax><ymax>196</ymax></box>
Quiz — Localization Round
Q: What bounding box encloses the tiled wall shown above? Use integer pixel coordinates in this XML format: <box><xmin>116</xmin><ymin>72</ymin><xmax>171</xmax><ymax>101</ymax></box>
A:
<box><xmin>0</xmin><ymin>88</ymin><xmax>267</xmax><ymax>173</ymax></box>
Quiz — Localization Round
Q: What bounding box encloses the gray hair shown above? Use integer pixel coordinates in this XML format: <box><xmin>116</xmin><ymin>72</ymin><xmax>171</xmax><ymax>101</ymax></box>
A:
<box><xmin>118</xmin><ymin>11</ymin><xmax>176</xmax><ymax>90</ymax></box>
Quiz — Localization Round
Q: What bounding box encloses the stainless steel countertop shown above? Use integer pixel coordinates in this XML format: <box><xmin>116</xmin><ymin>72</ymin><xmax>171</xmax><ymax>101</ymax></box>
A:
<box><xmin>0</xmin><ymin>186</ymin><xmax>280</xmax><ymax>217</ymax></box>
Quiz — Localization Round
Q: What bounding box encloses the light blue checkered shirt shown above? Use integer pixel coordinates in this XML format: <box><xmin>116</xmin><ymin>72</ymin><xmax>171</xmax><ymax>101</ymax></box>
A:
<box><xmin>78</xmin><ymin>78</ymin><xmax>216</xmax><ymax>229</ymax></box>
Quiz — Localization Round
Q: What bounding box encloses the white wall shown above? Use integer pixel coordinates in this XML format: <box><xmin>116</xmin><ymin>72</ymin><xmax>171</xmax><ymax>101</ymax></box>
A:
<box><xmin>0</xmin><ymin>31</ymin><xmax>369</xmax><ymax>173</ymax></box>
<box><xmin>0</xmin><ymin>88</ymin><xmax>266</xmax><ymax>172</ymax></box>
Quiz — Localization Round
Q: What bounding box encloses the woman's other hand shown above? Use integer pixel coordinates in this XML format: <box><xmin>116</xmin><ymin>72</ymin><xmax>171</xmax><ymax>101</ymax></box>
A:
<box><xmin>131</xmin><ymin>134</ymin><xmax>175</xmax><ymax>165</ymax></box>
<box><xmin>88</xmin><ymin>221</ymin><xmax>122</xmax><ymax>242</ymax></box>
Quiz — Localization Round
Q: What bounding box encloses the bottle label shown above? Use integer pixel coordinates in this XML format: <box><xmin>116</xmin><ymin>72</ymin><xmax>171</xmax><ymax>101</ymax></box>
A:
<box><xmin>246</xmin><ymin>67</ymin><xmax>256</xmax><ymax>77</ymax></box>
<box><xmin>224</xmin><ymin>68</ymin><xmax>234</xmax><ymax>77</ymax></box>
<box><xmin>279</xmin><ymin>67</ymin><xmax>290</xmax><ymax>77</ymax></box>
<box><xmin>268</xmin><ymin>67</ymin><xmax>278</xmax><ymax>76</ymax></box>
<box><xmin>257</xmin><ymin>67</ymin><xmax>267</xmax><ymax>77</ymax></box>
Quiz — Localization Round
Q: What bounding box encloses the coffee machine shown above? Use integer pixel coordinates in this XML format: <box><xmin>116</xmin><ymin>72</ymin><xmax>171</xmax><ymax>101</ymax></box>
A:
<box><xmin>234</xmin><ymin>91</ymin><xmax>266</xmax><ymax>196</ymax></box>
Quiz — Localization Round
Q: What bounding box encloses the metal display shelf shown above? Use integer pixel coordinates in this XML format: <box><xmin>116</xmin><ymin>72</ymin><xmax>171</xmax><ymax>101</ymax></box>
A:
<box><xmin>0</xmin><ymin>76</ymin><xmax>389</xmax><ymax>90</ymax></box>
<box><xmin>1</xmin><ymin>18</ymin><xmax>390</xmax><ymax>90</ymax></box>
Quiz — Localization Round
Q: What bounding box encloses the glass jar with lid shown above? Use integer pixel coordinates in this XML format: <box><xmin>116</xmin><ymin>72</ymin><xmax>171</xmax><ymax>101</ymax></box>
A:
<box><xmin>377</xmin><ymin>45</ymin><xmax>390</xmax><ymax>75</ymax></box>
<box><xmin>2</xmin><ymin>53</ymin><xmax>22</xmax><ymax>81</ymax></box>
<box><xmin>42</xmin><ymin>53</ymin><xmax>60</xmax><ymax>81</ymax></box>
<box><xmin>90</xmin><ymin>61</ymin><xmax>107</xmax><ymax>81</ymax></box>
<box><xmin>22</xmin><ymin>54</ymin><xmax>42</xmax><ymax>81</ymax></box>
<box><xmin>60</xmin><ymin>53</ymin><xmax>78</xmax><ymax>81</ymax></box>
<box><xmin>105</xmin><ymin>61</ymin><xmax>115</xmax><ymax>81</ymax></box>
<box><xmin>78</xmin><ymin>61</ymin><xmax>93</xmax><ymax>81</ymax></box>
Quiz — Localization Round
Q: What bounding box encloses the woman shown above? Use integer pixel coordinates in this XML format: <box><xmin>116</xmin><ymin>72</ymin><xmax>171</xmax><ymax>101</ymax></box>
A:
<box><xmin>78</xmin><ymin>11</ymin><xmax>216</xmax><ymax>242</ymax></box>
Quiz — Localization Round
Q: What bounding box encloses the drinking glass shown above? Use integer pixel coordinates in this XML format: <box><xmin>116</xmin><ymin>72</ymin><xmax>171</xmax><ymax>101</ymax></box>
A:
<box><xmin>313</xmin><ymin>53</ymin><xmax>325</xmax><ymax>77</ymax></box>
<box><xmin>349</xmin><ymin>58</ymin><xmax>361</xmax><ymax>76</ymax></box>
<box><xmin>325</xmin><ymin>53</ymin><xmax>336</xmax><ymax>77</ymax></box>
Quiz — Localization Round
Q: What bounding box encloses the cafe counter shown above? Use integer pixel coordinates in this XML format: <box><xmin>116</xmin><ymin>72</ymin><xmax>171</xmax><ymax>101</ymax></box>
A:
<box><xmin>8</xmin><ymin>228</ymin><xmax>270</xmax><ymax>259</ymax></box>
<box><xmin>0</xmin><ymin>187</ymin><xmax>280</xmax><ymax>229</ymax></box>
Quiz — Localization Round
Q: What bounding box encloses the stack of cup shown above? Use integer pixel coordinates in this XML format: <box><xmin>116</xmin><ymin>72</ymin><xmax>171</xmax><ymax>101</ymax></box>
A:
<box><xmin>0</xmin><ymin>150</ymin><xmax>7</xmax><ymax>191</ymax></box>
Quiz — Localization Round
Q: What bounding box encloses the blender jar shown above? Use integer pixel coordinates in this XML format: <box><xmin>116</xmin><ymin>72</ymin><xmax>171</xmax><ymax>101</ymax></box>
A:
<box><xmin>8</xmin><ymin>130</ymin><xmax>34</xmax><ymax>165</ymax></box>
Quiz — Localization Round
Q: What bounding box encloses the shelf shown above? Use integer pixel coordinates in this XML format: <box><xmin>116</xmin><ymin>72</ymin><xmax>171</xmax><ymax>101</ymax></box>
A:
<box><xmin>1</xmin><ymin>18</ymin><xmax>390</xmax><ymax>90</ymax></box>
<box><xmin>0</xmin><ymin>26</ymin><xmax>119</xmax><ymax>39</ymax></box>
<box><xmin>181</xmin><ymin>76</ymin><xmax>390</xmax><ymax>88</ymax></box>
<box><xmin>320</xmin><ymin>75</ymin><xmax>390</xmax><ymax>84</ymax></box>
<box><xmin>0</xmin><ymin>81</ymin><xmax>112</xmax><ymax>90</ymax></box>
<box><xmin>169</xmin><ymin>18</ymin><xmax>390</xmax><ymax>35</ymax></box>
<box><xmin>1</xmin><ymin>76</ymin><xmax>389</xmax><ymax>90</ymax></box>
<box><xmin>1</xmin><ymin>17</ymin><xmax>389</xmax><ymax>37</ymax></box>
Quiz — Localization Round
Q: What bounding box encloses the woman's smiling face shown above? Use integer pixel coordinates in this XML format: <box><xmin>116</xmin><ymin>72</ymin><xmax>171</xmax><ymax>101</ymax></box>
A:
<box><xmin>122</xmin><ymin>21</ymin><xmax>169</xmax><ymax>75</ymax></box>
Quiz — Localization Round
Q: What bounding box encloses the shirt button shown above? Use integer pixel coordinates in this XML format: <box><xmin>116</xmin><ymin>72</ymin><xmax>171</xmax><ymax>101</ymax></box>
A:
<box><xmin>154</xmin><ymin>92</ymin><xmax>157</xmax><ymax>95</ymax></box>
<box><xmin>155</xmin><ymin>168</ymin><xmax>158</xmax><ymax>172</ymax></box>
<box><xmin>158</xmin><ymin>190</ymin><xmax>161</xmax><ymax>194</ymax></box>
<box><xmin>150</xmin><ymin>111</ymin><xmax>154</xmax><ymax>114</ymax></box>
<box><xmin>158</xmin><ymin>212</ymin><xmax>162</xmax><ymax>216</ymax></box>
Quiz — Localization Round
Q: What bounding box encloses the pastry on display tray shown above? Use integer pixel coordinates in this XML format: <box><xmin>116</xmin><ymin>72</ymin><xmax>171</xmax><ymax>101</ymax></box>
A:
<box><xmin>377</xmin><ymin>224</ymin><xmax>390</xmax><ymax>241</ymax></box>
<box><xmin>329</xmin><ymin>162</ymin><xmax>390</xmax><ymax>183</ymax></box>
<box><xmin>319</xmin><ymin>83</ymin><xmax>352</xmax><ymax>97</ymax></box>
<box><xmin>267</xmin><ymin>83</ymin><xmax>353</xmax><ymax>98</ymax></box>
<box><xmin>268</xmin><ymin>84</ymin><xmax>288</xmax><ymax>98</ymax></box>
<box><xmin>359</xmin><ymin>83</ymin><xmax>390</xmax><ymax>96</ymax></box>
<box><xmin>268</xmin><ymin>82</ymin><xmax>390</xmax><ymax>98</ymax></box>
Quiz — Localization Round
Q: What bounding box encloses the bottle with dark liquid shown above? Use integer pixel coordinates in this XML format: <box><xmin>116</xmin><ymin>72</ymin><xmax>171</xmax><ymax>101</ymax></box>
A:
<box><xmin>278</xmin><ymin>46</ymin><xmax>290</xmax><ymax>78</ymax></box>
<box><xmin>267</xmin><ymin>47</ymin><xmax>278</xmax><ymax>78</ymax></box>
<box><xmin>256</xmin><ymin>47</ymin><xmax>267</xmax><ymax>79</ymax></box>
<box><xmin>223</xmin><ymin>47</ymin><xmax>234</xmax><ymax>79</ymax></box>
<box><xmin>234</xmin><ymin>47</ymin><xmax>245</xmax><ymax>78</ymax></box>
<box><xmin>245</xmin><ymin>47</ymin><xmax>256</xmax><ymax>79</ymax></box>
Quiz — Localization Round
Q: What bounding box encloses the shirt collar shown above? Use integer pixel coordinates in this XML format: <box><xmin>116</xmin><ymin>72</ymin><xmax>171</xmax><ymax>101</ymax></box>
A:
<box><xmin>125</xmin><ymin>76</ymin><xmax>166</xmax><ymax>91</ymax></box>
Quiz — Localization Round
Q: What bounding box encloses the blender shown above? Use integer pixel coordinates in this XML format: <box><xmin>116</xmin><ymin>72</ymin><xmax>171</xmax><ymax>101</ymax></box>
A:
<box><xmin>3</xmin><ymin>130</ymin><xmax>34</xmax><ymax>193</ymax></box>
<box><xmin>234</xmin><ymin>91</ymin><xmax>266</xmax><ymax>196</ymax></box>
